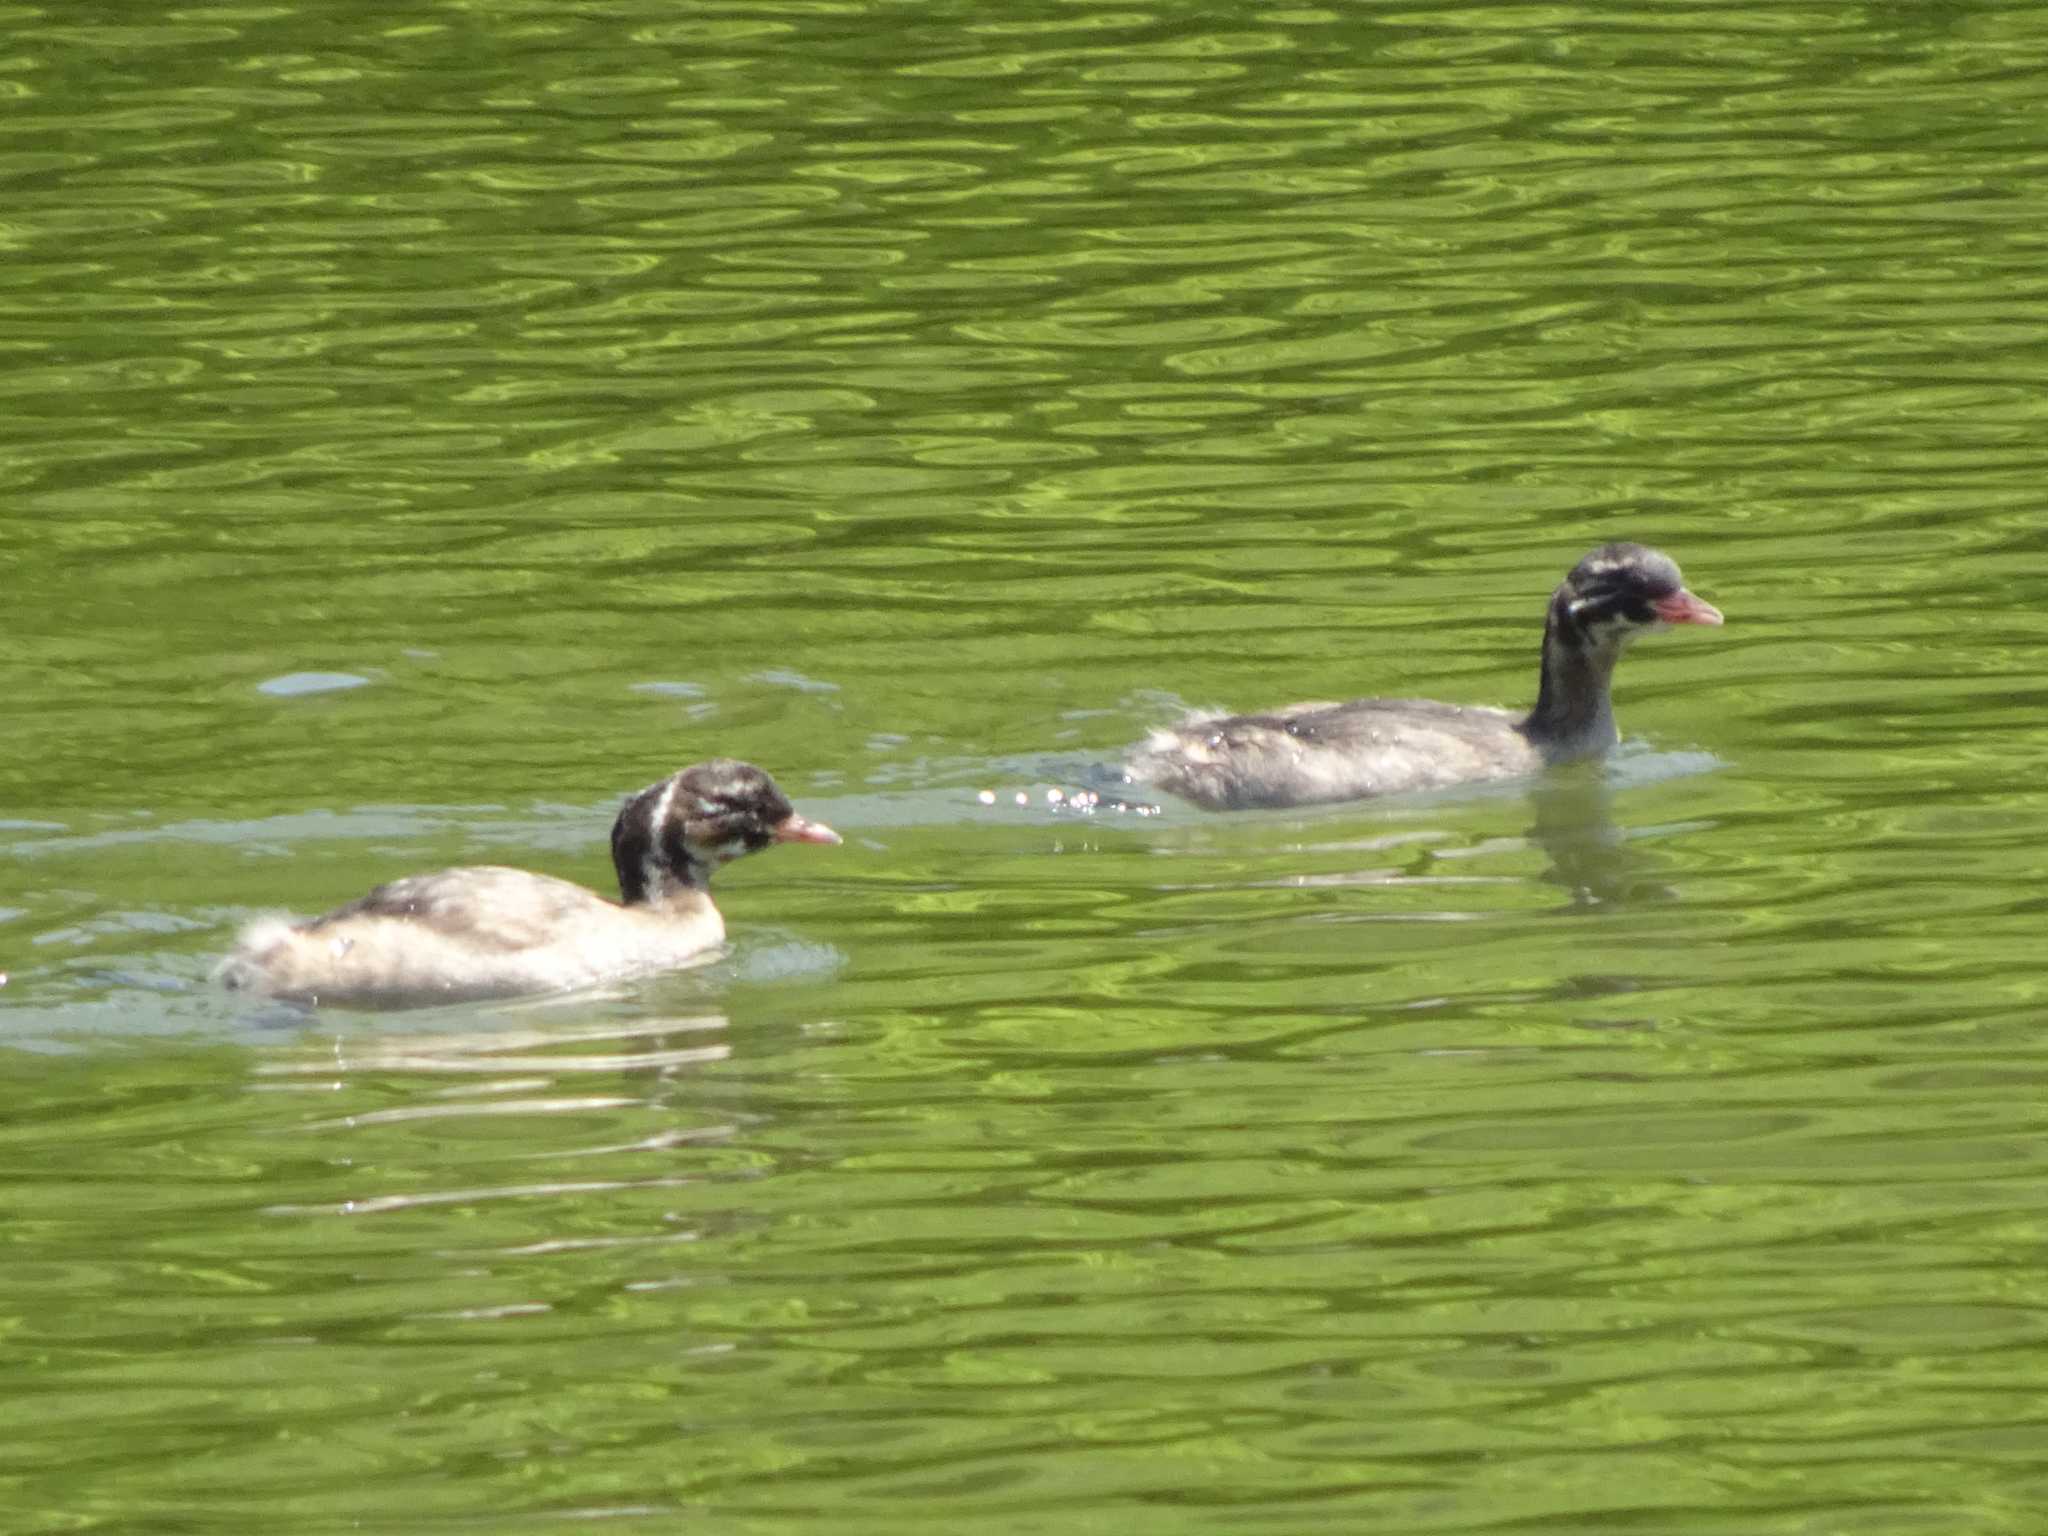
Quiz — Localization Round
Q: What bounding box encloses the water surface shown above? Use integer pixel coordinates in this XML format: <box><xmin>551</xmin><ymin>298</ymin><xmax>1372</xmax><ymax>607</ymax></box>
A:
<box><xmin>8</xmin><ymin>2</ymin><xmax>2048</xmax><ymax>1531</ymax></box>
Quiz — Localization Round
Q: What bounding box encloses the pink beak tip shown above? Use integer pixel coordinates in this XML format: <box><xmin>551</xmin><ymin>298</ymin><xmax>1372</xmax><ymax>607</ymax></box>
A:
<box><xmin>776</xmin><ymin>815</ymin><xmax>842</xmax><ymax>846</ymax></box>
<box><xmin>1656</xmin><ymin>590</ymin><xmax>1724</xmax><ymax>627</ymax></box>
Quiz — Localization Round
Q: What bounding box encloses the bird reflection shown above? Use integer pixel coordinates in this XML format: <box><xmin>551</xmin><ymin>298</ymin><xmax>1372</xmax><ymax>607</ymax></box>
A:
<box><xmin>1525</xmin><ymin>771</ymin><xmax>1681</xmax><ymax>910</ymax></box>
<box><xmin>265</xmin><ymin>1011</ymin><xmax>734</xmax><ymax>1096</ymax></box>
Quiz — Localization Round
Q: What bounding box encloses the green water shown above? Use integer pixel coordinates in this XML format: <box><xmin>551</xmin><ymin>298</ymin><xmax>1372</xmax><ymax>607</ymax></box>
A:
<box><xmin>8</xmin><ymin>2</ymin><xmax>2048</xmax><ymax>1530</ymax></box>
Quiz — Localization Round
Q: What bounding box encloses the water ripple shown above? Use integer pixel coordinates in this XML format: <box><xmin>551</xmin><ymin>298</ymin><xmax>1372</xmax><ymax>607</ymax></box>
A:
<box><xmin>8</xmin><ymin>1</ymin><xmax>2048</xmax><ymax>1530</ymax></box>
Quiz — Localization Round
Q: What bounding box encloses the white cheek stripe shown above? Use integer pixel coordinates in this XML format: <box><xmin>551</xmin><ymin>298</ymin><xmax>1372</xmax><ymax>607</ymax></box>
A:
<box><xmin>648</xmin><ymin>775</ymin><xmax>681</xmax><ymax>828</ymax></box>
<box><xmin>643</xmin><ymin>775</ymin><xmax>682</xmax><ymax>895</ymax></box>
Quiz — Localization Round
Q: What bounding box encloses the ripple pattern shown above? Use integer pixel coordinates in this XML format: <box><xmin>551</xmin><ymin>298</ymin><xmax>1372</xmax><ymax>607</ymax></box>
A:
<box><xmin>8</xmin><ymin>1</ymin><xmax>2048</xmax><ymax>1532</ymax></box>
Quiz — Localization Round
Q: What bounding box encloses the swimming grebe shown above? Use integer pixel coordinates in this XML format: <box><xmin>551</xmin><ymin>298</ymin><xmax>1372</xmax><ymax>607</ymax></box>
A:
<box><xmin>217</xmin><ymin>759</ymin><xmax>839</xmax><ymax>1007</ymax></box>
<box><xmin>1122</xmin><ymin>543</ymin><xmax>1722</xmax><ymax>810</ymax></box>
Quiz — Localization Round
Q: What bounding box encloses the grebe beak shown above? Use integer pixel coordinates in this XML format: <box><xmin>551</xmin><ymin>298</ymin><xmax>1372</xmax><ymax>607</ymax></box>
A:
<box><xmin>773</xmin><ymin>814</ymin><xmax>842</xmax><ymax>846</ymax></box>
<box><xmin>1652</xmin><ymin>589</ymin><xmax>1723</xmax><ymax>626</ymax></box>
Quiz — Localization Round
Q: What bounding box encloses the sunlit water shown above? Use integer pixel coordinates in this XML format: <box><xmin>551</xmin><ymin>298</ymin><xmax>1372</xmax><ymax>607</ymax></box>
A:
<box><xmin>8</xmin><ymin>2</ymin><xmax>2048</xmax><ymax>1531</ymax></box>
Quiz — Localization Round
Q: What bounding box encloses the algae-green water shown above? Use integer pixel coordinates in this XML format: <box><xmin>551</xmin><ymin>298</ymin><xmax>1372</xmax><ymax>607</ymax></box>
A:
<box><xmin>9</xmin><ymin>4</ymin><xmax>2048</xmax><ymax>1531</ymax></box>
